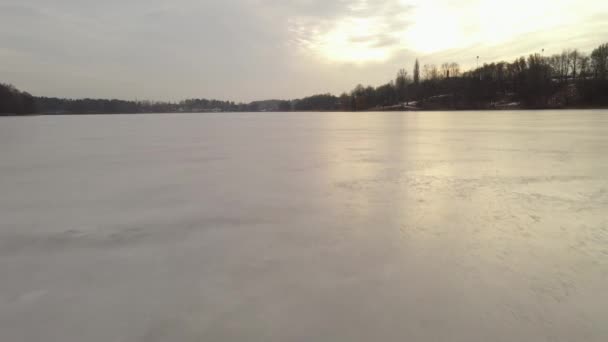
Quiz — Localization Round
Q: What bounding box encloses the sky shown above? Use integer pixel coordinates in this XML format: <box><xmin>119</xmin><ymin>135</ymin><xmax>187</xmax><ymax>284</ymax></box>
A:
<box><xmin>1</xmin><ymin>0</ymin><xmax>607</xmax><ymax>102</ymax></box>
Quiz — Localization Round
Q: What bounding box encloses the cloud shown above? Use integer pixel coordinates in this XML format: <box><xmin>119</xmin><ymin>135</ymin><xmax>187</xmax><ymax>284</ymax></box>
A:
<box><xmin>288</xmin><ymin>0</ymin><xmax>414</xmax><ymax>63</ymax></box>
<box><xmin>0</xmin><ymin>0</ymin><xmax>607</xmax><ymax>101</ymax></box>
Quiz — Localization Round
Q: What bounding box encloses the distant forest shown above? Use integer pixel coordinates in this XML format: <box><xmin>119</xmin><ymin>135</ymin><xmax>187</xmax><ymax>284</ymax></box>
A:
<box><xmin>1</xmin><ymin>42</ymin><xmax>607</xmax><ymax>115</ymax></box>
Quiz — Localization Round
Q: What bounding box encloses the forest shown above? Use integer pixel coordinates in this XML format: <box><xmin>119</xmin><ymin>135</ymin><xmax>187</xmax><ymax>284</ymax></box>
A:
<box><xmin>294</xmin><ymin>42</ymin><xmax>608</xmax><ymax>111</ymax></box>
<box><xmin>1</xmin><ymin>42</ymin><xmax>607</xmax><ymax>115</ymax></box>
<box><xmin>0</xmin><ymin>83</ymin><xmax>36</xmax><ymax>115</ymax></box>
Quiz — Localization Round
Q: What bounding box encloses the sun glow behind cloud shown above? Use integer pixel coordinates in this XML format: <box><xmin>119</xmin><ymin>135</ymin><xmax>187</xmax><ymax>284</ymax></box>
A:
<box><xmin>295</xmin><ymin>0</ymin><xmax>606</xmax><ymax>62</ymax></box>
<box><xmin>303</xmin><ymin>18</ymin><xmax>395</xmax><ymax>63</ymax></box>
<box><xmin>1</xmin><ymin>0</ymin><xmax>607</xmax><ymax>100</ymax></box>
<box><xmin>402</xmin><ymin>0</ymin><xmax>577</xmax><ymax>53</ymax></box>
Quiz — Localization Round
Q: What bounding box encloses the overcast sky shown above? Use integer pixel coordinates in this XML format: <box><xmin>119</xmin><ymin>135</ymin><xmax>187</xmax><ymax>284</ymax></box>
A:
<box><xmin>1</xmin><ymin>0</ymin><xmax>607</xmax><ymax>102</ymax></box>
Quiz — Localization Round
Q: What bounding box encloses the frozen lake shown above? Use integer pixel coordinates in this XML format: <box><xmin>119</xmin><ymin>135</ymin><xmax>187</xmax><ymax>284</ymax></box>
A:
<box><xmin>1</xmin><ymin>111</ymin><xmax>608</xmax><ymax>342</ymax></box>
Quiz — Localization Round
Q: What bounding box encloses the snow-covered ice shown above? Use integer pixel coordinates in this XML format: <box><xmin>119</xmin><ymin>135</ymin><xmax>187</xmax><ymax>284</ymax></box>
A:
<box><xmin>1</xmin><ymin>111</ymin><xmax>608</xmax><ymax>341</ymax></box>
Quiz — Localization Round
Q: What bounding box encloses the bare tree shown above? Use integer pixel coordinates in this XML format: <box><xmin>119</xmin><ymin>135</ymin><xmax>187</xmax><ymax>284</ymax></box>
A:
<box><xmin>547</xmin><ymin>54</ymin><xmax>561</xmax><ymax>80</ymax></box>
<box><xmin>423</xmin><ymin>64</ymin><xmax>439</xmax><ymax>80</ymax></box>
<box><xmin>395</xmin><ymin>69</ymin><xmax>409</xmax><ymax>102</ymax></box>
<box><xmin>579</xmin><ymin>54</ymin><xmax>591</xmax><ymax>79</ymax></box>
<box><xmin>569</xmin><ymin>49</ymin><xmax>579</xmax><ymax>80</ymax></box>
<box><xmin>441</xmin><ymin>63</ymin><xmax>450</xmax><ymax>78</ymax></box>
<box><xmin>449</xmin><ymin>63</ymin><xmax>461</xmax><ymax>78</ymax></box>
<box><xmin>591</xmin><ymin>43</ymin><xmax>608</xmax><ymax>80</ymax></box>
<box><xmin>560</xmin><ymin>50</ymin><xmax>572</xmax><ymax>83</ymax></box>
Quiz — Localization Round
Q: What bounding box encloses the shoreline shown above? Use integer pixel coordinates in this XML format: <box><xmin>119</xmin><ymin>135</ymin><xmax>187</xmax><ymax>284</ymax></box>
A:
<box><xmin>2</xmin><ymin>106</ymin><xmax>606</xmax><ymax>116</ymax></box>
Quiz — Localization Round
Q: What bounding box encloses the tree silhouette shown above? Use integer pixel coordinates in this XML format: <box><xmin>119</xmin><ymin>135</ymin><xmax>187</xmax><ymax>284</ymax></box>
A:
<box><xmin>413</xmin><ymin>59</ymin><xmax>420</xmax><ymax>85</ymax></box>
<box><xmin>591</xmin><ymin>43</ymin><xmax>608</xmax><ymax>80</ymax></box>
<box><xmin>3</xmin><ymin>42</ymin><xmax>608</xmax><ymax>114</ymax></box>
<box><xmin>0</xmin><ymin>83</ymin><xmax>37</xmax><ymax>115</ymax></box>
<box><xmin>395</xmin><ymin>69</ymin><xmax>409</xmax><ymax>103</ymax></box>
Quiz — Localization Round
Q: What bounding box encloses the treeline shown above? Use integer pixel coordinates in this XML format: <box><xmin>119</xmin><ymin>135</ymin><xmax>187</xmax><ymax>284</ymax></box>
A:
<box><xmin>0</xmin><ymin>90</ymin><xmax>262</xmax><ymax>115</ymax></box>
<box><xmin>0</xmin><ymin>83</ymin><xmax>37</xmax><ymax>115</ymax></box>
<box><xmin>283</xmin><ymin>42</ymin><xmax>608</xmax><ymax>111</ymax></box>
<box><xmin>34</xmin><ymin>97</ymin><xmax>260</xmax><ymax>114</ymax></box>
<box><xmin>2</xmin><ymin>42</ymin><xmax>607</xmax><ymax>114</ymax></box>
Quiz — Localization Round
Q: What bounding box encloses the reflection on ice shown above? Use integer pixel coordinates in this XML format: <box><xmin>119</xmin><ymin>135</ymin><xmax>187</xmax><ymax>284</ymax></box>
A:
<box><xmin>1</xmin><ymin>111</ymin><xmax>608</xmax><ymax>342</ymax></box>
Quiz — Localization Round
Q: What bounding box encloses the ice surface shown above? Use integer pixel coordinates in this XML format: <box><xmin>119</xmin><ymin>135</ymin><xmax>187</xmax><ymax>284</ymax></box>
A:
<box><xmin>1</xmin><ymin>111</ymin><xmax>608</xmax><ymax>341</ymax></box>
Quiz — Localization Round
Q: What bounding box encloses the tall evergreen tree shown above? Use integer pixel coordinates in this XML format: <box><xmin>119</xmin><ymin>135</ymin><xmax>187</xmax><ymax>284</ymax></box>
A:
<box><xmin>413</xmin><ymin>59</ymin><xmax>420</xmax><ymax>85</ymax></box>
